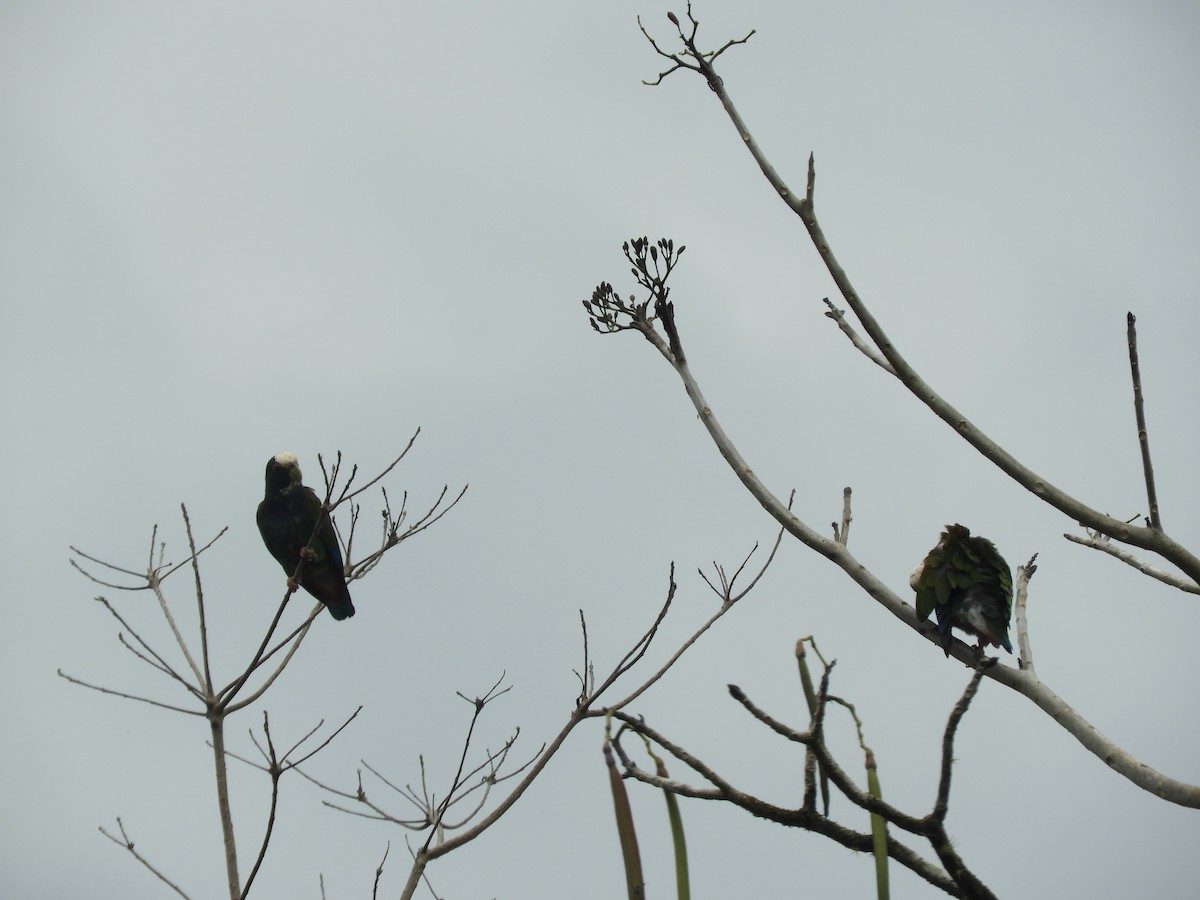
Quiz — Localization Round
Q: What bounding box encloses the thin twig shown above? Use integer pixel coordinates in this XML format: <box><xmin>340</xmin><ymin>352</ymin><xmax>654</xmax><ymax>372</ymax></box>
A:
<box><xmin>56</xmin><ymin>668</ymin><xmax>202</xmax><ymax>715</ymax></box>
<box><xmin>372</xmin><ymin>843</ymin><xmax>391</xmax><ymax>900</ymax></box>
<box><xmin>644</xmin><ymin>5</ymin><xmax>1200</xmax><ymax>585</ymax></box>
<box><xmin>823</xmin><ymin>299</ymin><xmax>895</xmax><ymax>373</ymax></box>
<box><xmin>99</xmin><ymin>818</ymin><xmax>192</xmax><ymax>899</ymax></box>
<box><xmin>609</xmin><ymin>709</ymin><xmax>959</xmax><ymax>894</ymax></box>
<box><xmin>1126</xmin><ymin>313</ymin><xmax>1161</xmax><ymax>530</ymax></box>
<box><xmin>1063</xmin><ymin>531</ymin><xmax>1200</xmax><ymax>593</ymax></box>
<box><xmin>238</xmin><ymin>712</ymin><xmax>281</xmax><ymax>899</ymax></box>
<box><xmin>181</xmin><ymin>505</ymin><xmax>214</xmax><ymax>694</ymax></box>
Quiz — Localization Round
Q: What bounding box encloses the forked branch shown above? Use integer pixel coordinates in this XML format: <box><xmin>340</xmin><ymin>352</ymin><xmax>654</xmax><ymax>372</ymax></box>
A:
<box><xmin>636</xmin><ymin>9</ymin><xmax>1200</xmax><ymax>585</ymax></box>
<box><xmin>610</xmin><ymin>657</ymin><xmax>1000</xmax><ymax>898</ymax></box>
<box><xmin>591</xmin><ymin>9</ymin><xmax>1200</xmax><ymax>808</ymax></box>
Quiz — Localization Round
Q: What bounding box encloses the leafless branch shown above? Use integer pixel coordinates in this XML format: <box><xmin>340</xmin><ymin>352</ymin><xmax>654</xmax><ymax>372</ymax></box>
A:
<box><xmin>610</xmin><ymin>644</ymin><xmax>1001</xmax><ymax>898</ymax></box>
<box><xmin>181</xmin><ymin>504</ymin><xmax>214</xmax><ymax>693</ymax></box>
<box><xmin>588</xmin><ymin>229</ymin><xmax>1200</xmax><ymax>806</ymax></box>
<box><xmin>925</xmin><ymin>669</ymin><xmax>995</xmax><ymax>899</ymax></box>
<box><xmin>57</xmin><ymin>667</ymin><xmax>201</xmax><ymax>715</ymax></box>
<box><xmin>330</xmin><ymin>540</ymin><xmax>781</xmax><ymax>899</ymax></box>
<box><xmin>371</xmin><ymin>843</ymin><xmax>391</xmax><ymax>900</ymax></box>
<box><xmin>638</xmin><ymin>4</ymin><xmax>754</xmax><ymax>87</ymax></box>
<box><xmin>238</xmin><ymin>712</ymin><xmax>282</xmax><ymax>900</ymax></box>
<box><xmin>69</xmin><ymin>546</ymin><xmax>153</xmax><ymax>589</ymax></box>
<box><xmin>66</xmin><ymin>445</ymin><xmax>451</xmax><ymax>899</ymax></box>
<box><xmin>68</xmin><ymin>523</ymin><xmax>227</xmax><ymax>591</ymax></box>
<box><xmin>822</xmin><ymin>298</ymin><xmax>895</xmax><ymax>373</ymax></box>
<box><xmin>832</xmin><ymin>486</ymin><xmax>853</xmax><ymax>545</ymax></box>
<box><xmin>636</xmin><ymin>8</ymin><xmax>1200</xmax><ymax>588</ymax></box>
<box><xmin>609</xmin><ymin>709</ymin><xmax>963</xmax><ymax>895</ymax></box>
<box><xmin>1013</xmin><ymin>555</ymin><xmax>1039</xmax><ymax>676</ymax></box>
<box><xmin>698</xmin><ymin>502</ymin><xmax>787</xmax><ymax>605</ymax></box>
<box><xmin>348</xmin><ymin>484</ymin><xmax>469</xmax><ymax>582</ymax></box>
<box><xmin>324</xmin><ymin>429</ymin><xmax>421</xmax><ymax>508</ymax></box>
<box><xmin>99</xmin><ymin>817</ymin><xmax>192</xmax><ymax>899</ymax></box>
<box><xmin>1126</xmin><ymin>313</ymin><xmax>1161</xmax><ymax>530</ymax></box>
<box><xmin>113</xmin><ymin>630</ymin><xmax>199</xmax><ymax>696</ymax></box>
<box><xmin>1063</xmin><ymin>529</ymin><xmax>1199</xmax><ymax>593</ymax></box>
<box><xmin>573</xmin><ymin>610</ymin><xmax>594</xmax><ymax>707</ymax></box>
<box><xmin>222</xmin><ymin>611</ymin><xmax>319</xmax><ymax>714</ymax></box>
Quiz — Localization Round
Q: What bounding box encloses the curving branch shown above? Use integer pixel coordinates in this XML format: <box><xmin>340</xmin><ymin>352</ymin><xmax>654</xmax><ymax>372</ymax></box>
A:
<box><xmin>1063</xmin><ymin>528</ymin><xmax>1199</xmax><ymax>593</ymax></box>
<box><xmin>608</xmin><ymin>654</ymin><xmax>1002</xmax><ymax>899</ymax></box>
<box><xmin>637</xmin><ymin>5</ymin><xmax>1200</xmax><ymax>587</ymax></box>
<box><xmin>586</xmin><ymin>233</ymin><xmax>1200</xmax><ymax>807</ymax></box>
<box><xmin>314</xmin><ymin>529</ymin><xmax>787</xmax><ymax>898</ymax></box>
<box><xmin>99</xmin><ymin>818</ymin><xmax>192</xmax><ymax>900</ymax></box>
<box><xmin>585</xmin><ymin>9</ymin><xmax>1200</xmax><ymax>809</ymax></box>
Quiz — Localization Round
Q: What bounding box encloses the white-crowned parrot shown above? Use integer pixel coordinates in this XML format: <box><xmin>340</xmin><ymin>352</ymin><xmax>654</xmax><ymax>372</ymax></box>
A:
<box><xmin>256</xmin><ymin>453</ymin><xmax>355</xmax><ymax>620</ymax></box>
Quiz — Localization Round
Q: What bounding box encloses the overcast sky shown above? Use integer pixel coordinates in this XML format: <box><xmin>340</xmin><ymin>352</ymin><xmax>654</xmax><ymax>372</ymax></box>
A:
<box><xmin>2</xmin><ymin>2</ymin><xmax>1199</xmax><ymax>898</ymax></box>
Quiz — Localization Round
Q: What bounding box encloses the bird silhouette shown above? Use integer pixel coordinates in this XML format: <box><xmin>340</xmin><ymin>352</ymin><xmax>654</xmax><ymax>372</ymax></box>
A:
<box><xmin>256</xmin><ymin>452</ymin><xmax>355</xmax><ymax>620</ymax></box>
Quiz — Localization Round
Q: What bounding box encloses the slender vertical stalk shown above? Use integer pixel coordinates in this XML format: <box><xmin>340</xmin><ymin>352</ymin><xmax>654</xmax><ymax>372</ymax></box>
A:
<box><xmin>652</xmin><ymin>756</ymin><xmax>689</xmax><ymax>900</ymax></box>
<box><xmin>209</xmin><ymin>712</ymin><xmax>240</xmax><ymax>899</ymax></box>
<box><xmin>1126</xmin><ymin>313</ymin><xmax>1161</xmax><ymax>529</ymax></box>
<box><xmin>795</xmin><ymin>640</ymin><xmax>830</xmax><ymax>814</ymax></box>
<box><xmin>605</xmin><ymin>737</ymin><xmax>645</xmax><ymax>898</ymax></box>
<box><xmin>865</xmin><ymin>749</ymin><xmax>890</xmax><ymax>899</ymax></box>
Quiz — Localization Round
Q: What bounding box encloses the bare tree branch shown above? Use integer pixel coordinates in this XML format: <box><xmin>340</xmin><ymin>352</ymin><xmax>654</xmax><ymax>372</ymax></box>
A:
<box><xmin>1063</xmin><ymin>529</ymin><xmax>1200</xmax><ymax>592</ymax></box>
<box><xmin>609</xmin><ymin>709</ymin><xmax>967</xmax><ymax>896</ymax></box>
<box><xmin>822</xmin><ymin>298</ymin><xmax>895</xmax><ymax>373</ymax></box>
<box><xmin>66</xmin><ymin>446</ymin><xmax>452</xmax><ymax>898</ymax></box>
<box><xmin>99</xmin><ymin>817</ymin><xmax>193</xmax><ymax>899</ymax></box>
<box><xmin>181</xmin><ymin>504</ymin><xmax>214</xmax><ymax>694</ymax></box>
<box><xmin>1012</xmin><ymin>555</ymin><xmax>1039</xmax><ymax>677</ymax></box>
<box><xmin>636</xmin><ymin>9</ymin><xmax>1200</xmax><ymax>587</ymax></box>
<box><xmin>589</xmin><ymin>231</ymin><xmax>1200</xmax><ymax>806</ymax></box>
<box><xmin>1126</xmin><ymin>313</ymin><xmax>1161</xmax><ymax>530</ymax></box>
<box><xmin>609</xmin><ymin>640</ymin><xmax>1005</xmax><ymax>899</ymax></box>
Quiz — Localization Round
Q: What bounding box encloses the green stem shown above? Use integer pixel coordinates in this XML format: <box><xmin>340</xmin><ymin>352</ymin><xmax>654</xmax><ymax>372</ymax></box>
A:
<box><xmin>866</xmin><ymin>749</ymin><xmax>890</xmax><ymax>900</ymax></box>
<box><xmin>604</xmin><ymin>734</ymin><xmax>645</xmax><ymax>898</ymax></box>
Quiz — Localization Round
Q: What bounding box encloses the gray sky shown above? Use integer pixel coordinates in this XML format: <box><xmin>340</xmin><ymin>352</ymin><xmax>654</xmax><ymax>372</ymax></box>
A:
<box><xmin>3</xmin><ymin>2</ymin><xmax>1198</xmax><ymax>897</ymax></box>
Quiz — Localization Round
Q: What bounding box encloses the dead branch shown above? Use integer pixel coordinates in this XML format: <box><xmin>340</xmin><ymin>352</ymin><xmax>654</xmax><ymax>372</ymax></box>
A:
<box><xmin>99</xmin><ymin>817</ymin><xmax>192</xmax><ymax>899</ymax></box>
<box><xmin>585</xmin><ymin>235</ymin><xmax>1200</xmax><ymax>808</ymax></box>
<box><xmin>1126</xmin><ymin>313</ymin><xmax>1161</xmax><ymax>530</ymax></box>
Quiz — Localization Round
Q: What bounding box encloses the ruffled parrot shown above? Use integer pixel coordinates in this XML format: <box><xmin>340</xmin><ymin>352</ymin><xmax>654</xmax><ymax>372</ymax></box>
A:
<box><xmin>911</xmin><ymin>524</ymin><xmax>1011</xmax><ymax>656</ymax></box>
